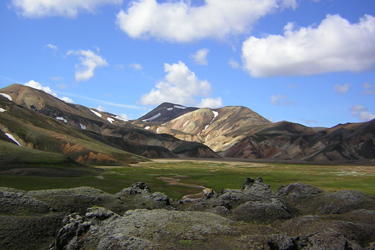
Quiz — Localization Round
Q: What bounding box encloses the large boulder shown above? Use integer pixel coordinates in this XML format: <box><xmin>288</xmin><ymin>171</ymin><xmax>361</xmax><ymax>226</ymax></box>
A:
<box><xmin>0</xmin><ymin>187</ymin><xmax>50</xmax><ymax>215</ymax></box>
<box><xmin>278</xmin><ymin>183</ymin><xmax>375</xmax><ymax>215</ymax></box>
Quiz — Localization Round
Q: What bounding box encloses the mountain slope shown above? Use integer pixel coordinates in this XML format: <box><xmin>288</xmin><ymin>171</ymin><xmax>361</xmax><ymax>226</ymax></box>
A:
<box><xmin>138</xmin><ymin>103</ymin><xmax>375</xmax><ymax>162</ymax></box>
<box><xmin>136</xmin><ymin>105</ymin><xmax>272</xmax><ymax>152</ymax></box>
<box><xmin>0</xmin><ymin>84</ymin><xmax>219</xmax><ymax>168</ymax></box>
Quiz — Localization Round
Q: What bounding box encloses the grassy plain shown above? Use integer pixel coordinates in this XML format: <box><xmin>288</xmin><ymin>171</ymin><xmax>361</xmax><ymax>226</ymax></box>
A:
<box><xmin>1</xmin><ymin>159</ymin><xmax>374</xmax><ymax>199</ymax></box>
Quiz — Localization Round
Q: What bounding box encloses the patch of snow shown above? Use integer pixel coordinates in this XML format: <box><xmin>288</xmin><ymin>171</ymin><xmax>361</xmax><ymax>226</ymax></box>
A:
<box><xmin>204</xmin><ymin>125</ymin><xmax>210</xmax><ymax>131</ymax></box>
<box><xmin>156</xmin><ymin>128</ymin><xmax>160</xmax><ymax>133</ymax></box>
<box><xmin>5</xmin><ymin>133</ymin><xmax>21</xmax><ymax>146</ymax></box>
<box><xmin>107</xmin><ymin>117</ymin><xmax>115</xmax><ymax>123</ymax></box>
<box><xmin>56</xmin><ymin>117</ymin><xmax>67</xmax><ymax>123</ymax></box>
<box><xmin>90</xmin><ymin>109</ymin><xmax>102</xmax><ymax>117</ymax></box>
<box><xmin>115</xmin><ymin>115</ymin><xmax>128</xmax><ymax>121</ymax></box>
<box><xmin>212</xmin><ymin>111</ymin><xmax>219</xmax><ymax>119</ymax></box>
<box><xmin>183</xmin><ymin>120</ymin><xmax>189</xmax><ymax>128</ymax></box>
<box><xmin>167</xmin><ymin>107</ymin><xmax>173</xmax><ymax>111</ymax></box>
<box><xmin>145</xmin><ymin>126</ymin><xmax>150</xmax><ymax>130</ymax></box>
<box><xmin>0</xmin><ymin>93</ymin><xmax>12</xmax><ymax>101</ymax></box>
<box><xmin>174</xmin><ymin>105</ymin><xmax>186</xmax><ymax>109</ymax></box>
<box><xmin>80</xmin><ymin>124</ymin><xmax>86</xmax><ymax>130</ymax></box>
<box><xmin>0</xmin><ymin>108</ymin><xmax>6</xmax><ymax>112</ymax></box>
<box><xmin>142</xmin><ymin>113</ymin><xmax>161</xmax><ymax>122</ymax></box>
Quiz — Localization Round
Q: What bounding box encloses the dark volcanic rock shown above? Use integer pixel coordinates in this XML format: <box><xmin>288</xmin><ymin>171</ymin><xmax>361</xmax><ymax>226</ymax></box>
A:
<box><xmin>1</xmin><ymin>179</ymin><xmax>375</xmax><ymax>250</ymax></box>
<box><xmin>278</xmin><ymin>183</ymin><xmax>375</xmax><ymax>215</ymax></box>
<box><xmin>0</xmin><ymin>187</ymin><xmax>50</xmax><ymax>215</ymax></box>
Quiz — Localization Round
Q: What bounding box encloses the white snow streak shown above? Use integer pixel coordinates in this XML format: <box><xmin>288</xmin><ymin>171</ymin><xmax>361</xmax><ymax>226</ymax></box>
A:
<box><xmin>107</xmin><ymin>117</ymin><xmax>115</xmax><ymax>123</ymax></box>
<box><xmin>0</xmin><ymin>93</ymin><xmax>12</xmax><ymax>101</ymax></box>
<box><xmin>90</xmin><ymin>109</ymin><xmax>102</xmax><ymax>117</ymax></box>
<box><xmin>145</xmin><ymin>126</ymin><xmax>150</xmax><ymax>130</ymax></box>
<box><xmin>115</xmin><ymin>115</ymin><xmax>128</xmax><ymax>121</ymax></box>
<box><xmin>0</xmin><ymin>108</ymin><xmax>6</xmax><ymax>112</ymax></box>
<box><xmin>167</xmin><ymin>107</ymin><xmax>173</xmax><ymax>111</ymax></box>
<box><xmin>174</xmin><ymin>105</ymin><xmax>186</xmax><ymax>109</ymax></box>
<box><xmin>5</xmin><ymin>133</ymin><xmax>21</xmax><ymax>146</ymax></box>
<box><xmin>80</xmin><ymin>124</ymin><xmax>87</xmax><ymax>130</ymax></box>
<box><xmin>212</xmin><ymin>111</ymin><xmax>218</xmax><ymax>119</ymax></box>
<box><xmin>142</xmin><ymin>113</ymin><xmax>161</xmax><ymax>122</ymax></box>
<box><xmin>56</xmin><ymin>117</ymin><xmax>68</xmax><ymax>123</ymax></box>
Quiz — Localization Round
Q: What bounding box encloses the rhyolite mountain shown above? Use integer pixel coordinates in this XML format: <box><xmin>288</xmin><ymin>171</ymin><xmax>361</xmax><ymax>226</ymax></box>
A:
<box><xmin>1</xmin><ymin>83</ymin><xmax>375</xmax><ymax>166</ymax></box>
<box><xmin>0</xmin><ymin>84</ymin><xmax>218</xmax><ymax>167</ymax></box>
<box><xmin>135</xmin><ymin>102</ymin><xmax>375</xmax><ymax>162</ymax></box>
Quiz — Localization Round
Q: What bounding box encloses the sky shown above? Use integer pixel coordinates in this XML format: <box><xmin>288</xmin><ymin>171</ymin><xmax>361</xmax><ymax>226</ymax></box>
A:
<box><xmin>1</xmin><ymin>0</ymin><xmax>375</xmax><ymax>127</ymax></box>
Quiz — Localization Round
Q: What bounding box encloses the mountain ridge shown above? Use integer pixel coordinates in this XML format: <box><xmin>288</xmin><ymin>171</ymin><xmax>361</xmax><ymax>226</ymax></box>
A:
<box><xmin>1</xmin><ymin>83</ymin><xmax>374</xmax><ymax>165</ymax></box>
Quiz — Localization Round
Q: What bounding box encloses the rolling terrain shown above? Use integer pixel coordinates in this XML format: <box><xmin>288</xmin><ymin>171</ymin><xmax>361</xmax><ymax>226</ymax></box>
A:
<box><xmin>0</xmin><ymin>84</ymin><xmax>218</xmax><ymax>169</ymax></box>
<box><xmin>1</xmin><ymin>83</ymin><xmax>374</xmax><ymax>169</ymax></box>
<box><xmin>137</xmin><ymin>102</ymin><xmax>375</xmax><ymax>163</ymax></box>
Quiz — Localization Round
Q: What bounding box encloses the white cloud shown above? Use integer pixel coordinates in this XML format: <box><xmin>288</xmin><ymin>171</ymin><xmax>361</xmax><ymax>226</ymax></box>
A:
<box><xmin>115</xmin><ymin>114</ymin><xmax>129</xmax><ymax>121</ymax></box>
<box><xmin>242</xmin><ymin>14</ymin><xmax>375</xmax><ymax>77</ymax></box>
<box><xmin>198</xmin><ymin>97</ymin><xmax>222</xmax><ymax>109</ymax></box>
<box><xmin>129</xmin><ymin>63</ymin><xmax>143</xmax><ymax>70</ymax></box>
<box><xmin>97</xmin><ymin>105</ymin><xmax>105</xmax><ymax>111</ymax></box>
<box><xmin>25</xmin><ymin>80</ymin><xmax>57</xmax><ymax>97</ymax></box>
<box><xmin>67</xmin><ymin>49</ymin><xmax>108</xmax><ymax>81</ymax></box>
<box><xmin>24</xmin><ymin>80</ymin><xmax>74</xmax><ymax>103</ymax></box>
<box><xmin>61</xmin><ymin>97</ymin><xmax>74</xmax><ymax>103</ymax></box>
<box><xmin>140</xmin><ymin>61</ymin><xmax>221</xmax><ymax>107</ymax></box>
<box><xmin>11</xmin><ymin>0</ymin><xmax>123</xmax><ymax>18</ymax></box>
<box><xmin>46</xmin><ymin>44</ymin><xmax>58</xmax><ymax>50</ymax></box>
<box><xmin>334</xmin><ymin>84</ymin><xmax>350</xmax><ymax>94</ymax></box>
<box><xmin>350</xmin><ymin>105</ymin><xmax>375</xmax><ymax>122</ymax></box>
<box><xmin>116</xmin><ymin>0</ymin><xmax>297</xmax><ymax>42</ymax></box>
<box><xmin>363</xmin><ymin>82</ymin><xmax>375</xmax><ymax>95</ymax></box>
<box><xmin>191</xmin><ymin>48</ymin><xmax>209</xmax><ymax>65</ymax></box>
<box><xmin>270</xmin><ymin>94</ymin><xmax>296</xmax><ymax>105</ymax></box>
<box><xmin>228</xmin><ymin>58</ymin><xmax>240</xmax><ymax>69</ymax></box>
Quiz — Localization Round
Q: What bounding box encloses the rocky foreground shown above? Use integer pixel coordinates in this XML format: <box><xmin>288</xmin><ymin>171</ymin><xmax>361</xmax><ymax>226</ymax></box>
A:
<box><xmin>1</xmin><ymin>178</ymin><xmax>375</xmax><ymax>249</ymax></box>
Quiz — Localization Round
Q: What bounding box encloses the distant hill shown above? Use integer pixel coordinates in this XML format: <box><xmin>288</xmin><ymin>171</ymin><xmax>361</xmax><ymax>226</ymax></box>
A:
<box><xmin>0</xmin><ymin>84</ymin><xmax>219</xmax><ymax>169</ymax></box>
<box><xmin>1</xmin><ymin>83</ymin><xmax>374</xmax><ymax>165</ymax></box>
<box><xmin>136</xmin><ymin>102</ymin><xmax>375</xmax><ymax>163</ymax></box>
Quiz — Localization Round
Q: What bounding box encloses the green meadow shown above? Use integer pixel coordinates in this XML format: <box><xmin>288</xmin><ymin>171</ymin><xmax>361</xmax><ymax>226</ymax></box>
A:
<box><xmin>0</xmin><ymin>159</ymin><xmax>374</xmax><ymax>199</ymax></box>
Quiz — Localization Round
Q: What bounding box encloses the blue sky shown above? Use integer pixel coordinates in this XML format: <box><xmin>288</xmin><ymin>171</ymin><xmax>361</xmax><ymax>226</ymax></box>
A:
<box><xmin>1</xmin><ymin>0</ymin><xmax>374</xmax><ymax>127</ymax></box>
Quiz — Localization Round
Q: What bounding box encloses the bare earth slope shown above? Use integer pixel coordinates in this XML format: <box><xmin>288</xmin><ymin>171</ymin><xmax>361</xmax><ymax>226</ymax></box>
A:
<box><xmin>137</xmin><ymin>103</ymin><xmax>375</xmax><ymax>162</ymax></box>
<box><xmin>0</xmin><ymin>84</ymin><xmax>219</xmax><ymax>167</ymax></box>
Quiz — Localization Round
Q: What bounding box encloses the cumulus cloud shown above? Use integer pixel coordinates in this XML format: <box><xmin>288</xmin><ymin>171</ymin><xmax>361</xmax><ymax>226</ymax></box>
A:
<box><xmin>11</xmin><ymin>0</ymin><xmax>123</xmax><ymax>18</ymax></box>
<box><xmin>116</xmin><ymin>0</ymin><xmax>297</xmax><ymax>42</ymax></box>
<box><xmin>129</xmin><ymin>63</ymin><xmax>143</xmax><ymax>70</ymax></box>
<box><xmin>46</xmin><ymin>44</ymin><xmax>58</xmax><ymax>50</ymax></box>
<box><xmin>140</xmin><ymin>61</ymin><xmax>221</xmax><ymax>108</ymax></box>
<box><xmin>67</xmin><ymin>49</ymin><xmax>108</xmax><ymax>81</ymax></box>
<box><xmin>24</xmin><ymin>80</ymin><xmax>74</xmax><ymax>103</ymax></box>
<box><xmin>334</xmin><ymin>84</ymin><xmax>350</xmax><ymax>94</ymax></box>
<box><xmin>198</xmin><ymin>97</ymin><xmax>222</xmax><ymax>109</ymax></box>
<box><xmin>350</xmin><ymin>105</ymin><xmax>375</xmax><ymax>122</ymax></box>
<box><xmin>242</xmin><ymin>14</ymin><xmax>375</xmax><ymax>77</ymax></box>
<box><xmin>270</xmin><ymin>94</ymin><xmax>296</xmax><ymax>105</ymax></box>
<box><xmin>25</xmin><ymin>80</ymin><xmax>57</xmax><ymax>97</ymax></box>
<box><xmin>228</xmin><ymin>58</ymin><xmax>240</xmax><ymax>69</ymax></box>
<box><xmin>363</xmin><ymin>82</ymin><xmax>375</xmax><ymax>95</ymax></box>
<box><xmin>191</xmin><ymin>49</ymin><xmax>209</xmax><ymax>65</ymax></box>
<box><xmin>60</xmin><ymin>97</ymin><xmax>74</xmax><ymax>104</ymax></box>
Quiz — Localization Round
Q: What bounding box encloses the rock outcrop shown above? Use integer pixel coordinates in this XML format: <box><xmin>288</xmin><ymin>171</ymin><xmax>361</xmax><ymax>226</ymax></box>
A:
<box><xmin>1</xmin><ymin>178</ymin><xmax>375</xmax><ymax>249</ymax></box>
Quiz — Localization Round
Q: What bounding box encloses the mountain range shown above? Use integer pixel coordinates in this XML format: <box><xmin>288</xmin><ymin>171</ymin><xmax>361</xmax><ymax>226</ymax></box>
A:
<box><xmin>0</xmin><ymin>84</ymin><xmax>374</xmax><ymax>167</ymax></box>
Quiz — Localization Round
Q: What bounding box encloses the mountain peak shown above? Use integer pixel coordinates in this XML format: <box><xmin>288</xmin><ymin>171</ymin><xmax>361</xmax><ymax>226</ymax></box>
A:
<box><xmin>138</xmin><ymin>103</ymin><xmax>198</xmax><ymax>123</ymax></box>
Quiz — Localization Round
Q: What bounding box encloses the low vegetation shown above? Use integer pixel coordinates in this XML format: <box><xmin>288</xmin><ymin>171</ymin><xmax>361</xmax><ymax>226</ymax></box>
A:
<box><xmin>1</xmin><ymin>159</ymin><xmax>374</xmax><ymax>199</ymax></box>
